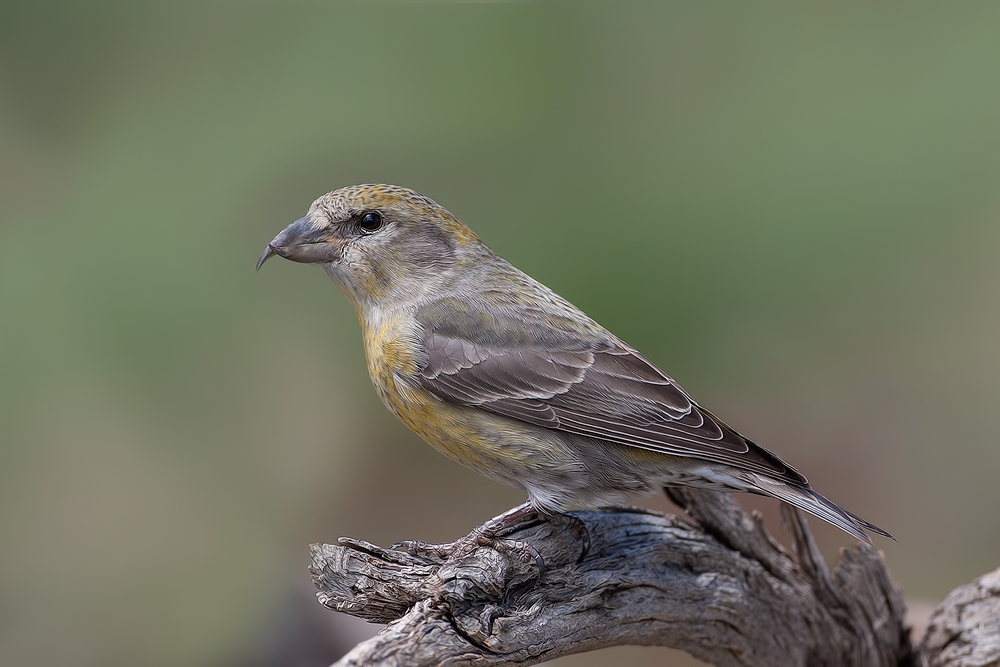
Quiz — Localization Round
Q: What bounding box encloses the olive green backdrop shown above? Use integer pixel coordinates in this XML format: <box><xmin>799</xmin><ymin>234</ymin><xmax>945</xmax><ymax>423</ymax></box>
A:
<box><xmin>2</xmin><ymin>3</ymin><xmax>999</xmax><ymax>666</ymax></box>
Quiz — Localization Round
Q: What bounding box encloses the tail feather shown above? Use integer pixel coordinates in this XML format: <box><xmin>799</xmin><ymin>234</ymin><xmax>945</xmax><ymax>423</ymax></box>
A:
<box><xmin>750</xmin><ymin>475</ymin><xmax>891</xmax><ymax>545</ymax></box>
<box><xmin>843</xmin><ymin>508</ymin><xmax>894</xmax><ymax>540</ymax></box>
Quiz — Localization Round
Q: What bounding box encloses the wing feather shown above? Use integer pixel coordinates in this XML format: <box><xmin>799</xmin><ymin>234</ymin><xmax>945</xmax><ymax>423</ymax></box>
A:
<box><xmin>415</xmin><ymin>300</ymin><xmax>808</xmax><ymax>487</ymax></box>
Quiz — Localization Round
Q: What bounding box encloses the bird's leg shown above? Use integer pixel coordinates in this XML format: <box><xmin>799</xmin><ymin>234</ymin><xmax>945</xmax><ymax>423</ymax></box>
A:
<box><xmin>392</xmin><ymin>501</ymin><xmax>544</xmax><ymax>564</ymax></box>
<box><xmin>475</xmin><ymin>501</ymin><xmax>547</xmax><ymax>538</ymax></box>
<box><xmin>458</xmin><ymin>502</ymin><xmax>547</xmax><ymax>574</ymax></box>
<box><xmin>458</xmin><ymin>504</ymin><xmax>592</xmax><ymax>569</ymax></box>
<box><xmin>393</xmin><ymin>502</ymin><xmax>590</xmax><ymax>573</ymax></box>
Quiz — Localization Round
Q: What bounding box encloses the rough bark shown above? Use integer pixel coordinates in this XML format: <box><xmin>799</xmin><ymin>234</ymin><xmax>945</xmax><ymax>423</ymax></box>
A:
<box><xmin>308</xmin><ymin>489</ymin><xmax>997</xmax><ymax>666</ymax></box>
<box><xmin>919</xmin><ymin>567</ymin><xmax>1000</xmax><ymax>667</ymax></box>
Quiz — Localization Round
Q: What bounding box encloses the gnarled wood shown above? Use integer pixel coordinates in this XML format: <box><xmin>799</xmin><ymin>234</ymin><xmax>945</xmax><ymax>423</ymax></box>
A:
<box><xmin>919</xmin><ymin>566</ymin><xmax>1000</xmax><ymax>667</ymax></box>
<box><xmin>310</xmin><ymin>489</ymin><xmax>921</xmax><ymax>666</ymax></box>
<box><xmin>309</xmin><ymin>489</ymin><xmax>1000</xmax><ymax>666</ymax></box>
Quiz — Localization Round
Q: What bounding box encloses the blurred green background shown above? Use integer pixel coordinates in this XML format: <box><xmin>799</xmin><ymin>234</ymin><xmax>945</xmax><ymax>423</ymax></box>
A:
<box><xmin>2</xmin><ymin>3</ymin><xmax>1000</xmax><ymax>666</ymax></box>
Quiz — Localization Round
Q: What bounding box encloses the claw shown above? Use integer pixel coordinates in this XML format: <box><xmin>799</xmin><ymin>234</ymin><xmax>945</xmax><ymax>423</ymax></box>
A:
<box><xmin>391</xmin><ymin>539</ymin><xmax>454</xmax><ymax>560</ymax></box>
<box><xmin>390</xmin><ymin>503</ymin><xmax>589</xmax><ymax>587</ymax></box>
<box><xmin>469</xmin><ymin>534</ymin><xmax>546</xmax><ymax>577</ymax></box>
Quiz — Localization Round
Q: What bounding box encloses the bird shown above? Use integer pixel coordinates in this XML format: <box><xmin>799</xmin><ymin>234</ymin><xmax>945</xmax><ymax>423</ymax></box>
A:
<box><xmin>257</xmin><ymin>183</ymin><xmax>890</xmax><ymax>546</ymax></box>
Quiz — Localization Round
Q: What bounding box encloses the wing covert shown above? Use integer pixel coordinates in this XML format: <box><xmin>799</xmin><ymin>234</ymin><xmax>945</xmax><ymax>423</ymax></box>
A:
<box><xmin>414</xmin><ymin>301</ymin><xmax>808</xmax><ymax>487</ymax></box>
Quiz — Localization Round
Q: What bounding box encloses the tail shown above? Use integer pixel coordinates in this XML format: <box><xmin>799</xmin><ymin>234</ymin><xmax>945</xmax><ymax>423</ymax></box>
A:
<box><xmin>750</xmin><ymin>475</ymin><xmax>893</xmax><ymax>546</ymax></box>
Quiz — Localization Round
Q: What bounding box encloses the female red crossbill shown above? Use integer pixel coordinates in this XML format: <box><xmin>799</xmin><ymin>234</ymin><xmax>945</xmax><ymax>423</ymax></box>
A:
<box><xmin>258</xmin><ymin>184</ymin><xmax>889</xmax><ymax>545</ymax></box>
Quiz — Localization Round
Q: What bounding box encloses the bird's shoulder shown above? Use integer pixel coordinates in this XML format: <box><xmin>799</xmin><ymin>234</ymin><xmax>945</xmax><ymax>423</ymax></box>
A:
<box><xmin>414</xmin><ymin>260</ymin><xmax>614</xmax><ymax>353</ymax></box>
<box><xmin>409</xmin><ymin>268</ymin><xmax>683</xmax><ymax>411</ymax></box>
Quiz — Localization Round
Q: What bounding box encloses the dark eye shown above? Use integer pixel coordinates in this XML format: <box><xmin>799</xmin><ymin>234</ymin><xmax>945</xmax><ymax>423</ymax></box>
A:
<box><xmin>358</xmin><ymin>211</ymin><xmax>383</xmax><ymax>233</ymax></box>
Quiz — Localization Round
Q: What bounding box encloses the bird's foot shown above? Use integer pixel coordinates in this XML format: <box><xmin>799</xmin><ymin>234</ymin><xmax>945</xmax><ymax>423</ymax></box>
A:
<box><xmin>393</xmin><ymin>502</ymin><xmax>546</xmax><ymax>571</ymax></box>
<box><xmin>393</xmin><ymin>502</ymin><xmax>591</xmax><ymax>574</ymax></box>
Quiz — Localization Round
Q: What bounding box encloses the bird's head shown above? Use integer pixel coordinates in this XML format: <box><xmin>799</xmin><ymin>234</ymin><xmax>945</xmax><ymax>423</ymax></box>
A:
<box><xmin>258</xmin><ymin>184</ymin><xmax>487</xmax><ymax>313</ymax></box>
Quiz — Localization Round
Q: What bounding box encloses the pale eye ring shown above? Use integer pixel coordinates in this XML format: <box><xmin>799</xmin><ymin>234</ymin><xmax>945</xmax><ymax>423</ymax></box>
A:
<box><xmin>358</xmin><ymin>211</ymin><xmax>383</xmax><ymax>233</ymax></box>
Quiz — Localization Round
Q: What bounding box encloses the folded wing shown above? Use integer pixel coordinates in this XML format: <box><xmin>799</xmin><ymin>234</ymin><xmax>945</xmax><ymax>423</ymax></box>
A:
<box><xmin>415</xmin><ymin>301</ymin><xmax>809</xmax><ymax>488</ymax></box>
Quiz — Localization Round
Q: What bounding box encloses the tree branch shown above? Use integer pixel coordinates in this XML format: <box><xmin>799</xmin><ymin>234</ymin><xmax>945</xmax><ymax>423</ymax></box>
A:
<box><xmin>919</xmin><ymin>566</ymin><xmax>1000</xmax><ymax>667</ymax></box>
<box><xmin>308</xmin><ymin>490</ymin><xmax>996</xmax><ymax>666</ymax></box>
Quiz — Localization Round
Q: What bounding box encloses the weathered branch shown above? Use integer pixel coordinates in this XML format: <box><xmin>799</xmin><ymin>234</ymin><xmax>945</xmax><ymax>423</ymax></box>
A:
<box><xmin>308</xmin><ymin>489</ymin><xmax>997</xmax><ymax>666</ymax></box>
<box><xmin>919</xmin><ymin>566</ymin><xmax>1000</xmax><ymax>667</ymax></box>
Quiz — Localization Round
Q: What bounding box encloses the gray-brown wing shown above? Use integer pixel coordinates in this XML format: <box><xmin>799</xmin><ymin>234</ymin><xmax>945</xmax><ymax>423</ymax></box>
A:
<box><xmin>416</xmin><ymin>313</ymin><xmax>809</xmax><ymax>487</ymax></box>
